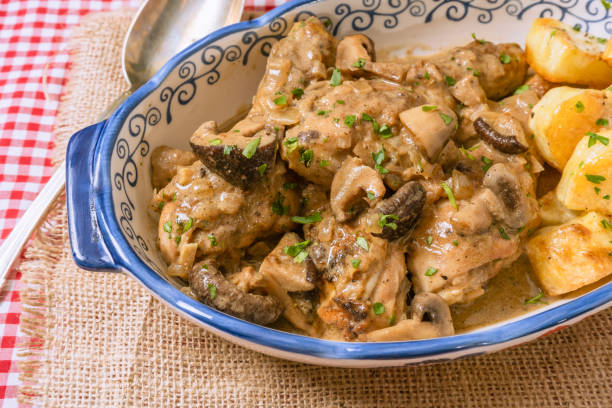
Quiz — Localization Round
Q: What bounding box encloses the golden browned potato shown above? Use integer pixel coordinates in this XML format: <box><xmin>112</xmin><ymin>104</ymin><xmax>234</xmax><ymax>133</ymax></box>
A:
<box><xmin>556</xmin><ymin>130</ymin><xmax>612</xmax><ymax>215</ymax></box>
<box><xmin>603</xmin><ymin>38</ymin><xmax>612</xmax><ymax>67</ymax></box>
<box><xmin>526</xmin><ymin>212</ymin><xmax>612</xmax><ymax>296</ymax></box>
<box><xmin>529</xmin><ymin>86</ymin><xmax>610</xmax><ymax>170</ymax></box>
<box><xmin>525</xmin><ymin>18</ymin><xmax>612</xmax><ymax>88</ymax></box>
<box><xmin>539</xmin><ymin>190</ymin><xmax>579</xmax><ymax>226</ymax></box>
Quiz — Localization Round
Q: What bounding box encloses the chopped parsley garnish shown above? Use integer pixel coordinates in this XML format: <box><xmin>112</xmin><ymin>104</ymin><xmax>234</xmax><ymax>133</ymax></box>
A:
<box><xmin>604</xmin><ymin>195</ymin><xmax>610</xmax><ymax>200</ymax></box>
<box><xmin>242</xmin><ymin>137</ymin><xmax>260</xmax><ymax>159</ymax></box>
<box><xmin>378</xmin><ymin>214</ymin><xmax>399</xmax><ymax>230</ymax></box>
<box><xmin>498</xmin><ymin>226</ymin><xmax>511</xmax><ymax>240</ymax></box>
<box><xmin>182</xmin><ymin>217</ymin><xmax>193</xmax><ymax>233</ymax></box>
<box><xmin>273</xmin><ymin>95</ymin><xmax>287</xmax><ymax>105</ymax></box>
<box><xmin>587</xmin><ymin>131</ymin><xmax>609</xmax><ymax>147</ymax></box>
<box><xmin>524</xmin><ymin>290</ymin><xmax>545</xmax><ymax>305</ymax></box>
<box><xmin>336</xmin><ymin>99</ymin><xmax>345</xmax><ymax>105</ymax></box>
<box><xmin>372</xmin><ymin>146</ymin><xmax>388</xmax><ymax>174</ymax></box>
<box><xmin>426</xmin><ymin>235</ymin><xmax>434</xmax><ymax>246</ymax></box>
<box><xmin>257</xmin><ymin>164</ymin><xmax>267</xmax><ymax>176</ymax></box>
<box><xmin>319</xmin><ymin>159</ymin><xmax>330</xmax><ymax>167</ymax></box>
<box><xmin>291</xmin><ymin>88</ymin><xmax>304</xmax><ymax>98</ymax></box>
<box><xmin>291</xmin><ymin>212</ymin><xmax>322</xmax><ymax>224</ymax></box>
<box><xmin>373</xmin><ymin>302</ymin><xmax>385</xmax><ymax>315</ymax></box>
<box><xmin>299</xmin><ymin>148</ymin><xmax>314</xmax><ymax>167</ymax></box>
<box><xmin>595</xmin><ymin>187</ymin><xmax>601</xmax><ymax>195</ymax></box>
<box><xmin>367</xmin><ymin>191</ymin><xmax>376</xmax><ymax>200</ymax></box>
<box><xmin>422</xmin><ymin>105</ymin><xmax>437</xmax><ymax>112</ymax></box>
<box><xmin>424</xmin><ymin>71</ymin><xmax>431</xmax><ymax>80</ymax></box>
<box><xmin>439</xmin><ymin>112</ymin><xmax>453</xmax><ymax>125</ymax></box>
<box><xmin>163</xmin><ymin>221</ymin><xmax>172</xmax><ymax>234</ymax></box>
<box><xmin>379</xmin><ymin>124</ymin><xmax>393</xmax><ymax>139</ymax></box>
<box><xmin>602</xmin><ymin>219</ymin><xmax>612</xmax><ymax>229</ymax></box>
<box><xmin>575</xmin><ymin>100</ymin><xmax>585</xmax><ymax>112</ymax></box>
<box><xmin>444</xmin><ymin>75</ymin><xmax>456</xmax><ymax>86</ymax></box>
<box><xmin>596</xmin><ymin>118</ymin><xmax>609</xmax><ymax>126</ymax></box>
<box><xmin>361</xmin><ymin>113</ymin><xmax>380</xmax><ymax>133</ymax></box>
<box><xmin>330</xmin><ymin>68</ymin><xmax>342</xmax><ymax>86</ymax></box>
<box><xmin>223</xmin><ymin>145</ymin><xmax>234</xmax><ymax>155</ymax></box>
<box><xmin>481</xmin><ymin>156</ymin><xmax>493</xmax><ymax>172</ymax></box>
<box><xmin>441</xmin><ymin>181</ymin><xmax>457</xmax><ymax>209</ymax></box>
<box><xmin>499</xmin><ymin>54</ymin><xmax>511</xmax><ymax>64</ymax></box>
<box><xmin>452</xmin><ymin>240</ymin><xmax>459</xmax><ymax>246</ymax></box>
<box><xmin>172</xmin><ymin>192</ymin><xmax>177</xmax><ymax>201</ymax></box>
<box><xmin>283</xmin><ymin>137</ymin><xmax>299</xmax><ymax>153</ymax></box>
<box><xmin>272</xmin><ymin>192</ymin><xmax>289</xmax><ymax>215</ymax></box>
<box><xmin>351</xmin><ymin>259</ymin><xmax>361</xmax><ymax>268</ymax></box>
<box><xmin>602</xmin><ymin>0</ymin><xmax>611</xmax><ymax>10</ymax></box>
<box><xmin>460</xmin><ymin>146</ymin><xmax>475</xmax><ymax>160</ymax></box>
<box><xmin>598</xmin><ymin>37</ymin><xmax>608</xmax><ymax>44</ymax></box>
<box><xmin>425</xmin><ymin>267</ymin><xmax>438</xmax><ymax>276</ymax></box>
<box><xmin>352</xmin><ymin>58</ymin><xmax>366</xmax><ymax>68</ymax></box>
<box><xmin>344</xmin><ymin>114</ymin><xmax>356</xmax><ymax>127</ymax></box>
<box><xmin>356</xmin><ymin>236</ymin><xmax>370</xmax><ymax>251</ymax></box>
<box><xmin>514</xmin><ymin>84</ymin><xmax>530</xmax><ymax>95</ymax></box>
<box><xmin>573</xmin><ymin>24</ymin><xmax>581</xmax><ymax>32</ymax></box>
<box><xmin>471</xmin><ymin>32</ymin><xmax>486</xmax><ymax>44</ymax></box>
<box><xmin>209</xmin><ymin>138</ymin><xmax>222</xmax><ymax>146</ymax></box>
<box><xmin>208</xmin><ymin>233</ymin><xmax>218</xmax><ymax>247</ymax></box>
<box><xmin>283</xmin><ymin>182</ymin><xmax>297</xmax><ymax>190</ymax></box>
<box><xmin>550</xmin><ymin>29</ymin><xmax>557</xmax><ymax>38</ymax></box>
<box><xmin>233</xmin><ymin>129</ymin><xmax>240</xmax><ymax>133</ymax></box>
<box><xmin>208</xmin><ymin>284</ymin><xmax>217</xmax><ymax>300</ymax></box>
<box><xmin>586</xmin><ymin>174</ymin><xmax>606</xmax><ymax>184</ymax></box>
<box><xmin>284</xmin><ymin>240</ymin><xmax>311</xmax><ymax>263</ymax></box>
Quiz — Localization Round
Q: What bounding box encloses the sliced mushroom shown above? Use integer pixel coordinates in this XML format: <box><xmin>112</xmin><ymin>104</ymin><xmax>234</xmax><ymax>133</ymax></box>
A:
<box><xmin>189</xmin><ymin>260</ymin><xmax>283</xmax><ymax>325</ymax></box>
<box><xmin>410</xmin><ymin>292</ymin><xmax>454</xmax><ymax>337</ymax></box>
<box><xmin>474</xmin><ymin>116</ymin><xmax>528</xmax><ymax>154</ymax></box>
<box><xmin>190</xmin><ymin>119</ymin><xmax>282</xmax><ymax>189</ymax></box>
<box><xmin>259</xmin><ymin>232</ymin><xmax>317</xmax><ymax>292</ymax></box>
<box><xmin>330</xmin><ymin>157</ymin><xmax>386</xmax><ymax>222</ymax></box>
<box><xmin>399</xmin><ymin>105</ymin><xmax>456</xmax><ymax>160</ymax></box>
<box><xmin>373</xmin><ymin>181</ymin><xmax>426</xmax><ymax>240</ymax></box>
<box><xmin>483</xmin><ymin>163</ymin><xmax>530</xmax><ymax>229</ymax></box>
<box><xmin>335</xmin><ymin>34</ymin><xmax>375</xmax><ymax>74</ymax></box>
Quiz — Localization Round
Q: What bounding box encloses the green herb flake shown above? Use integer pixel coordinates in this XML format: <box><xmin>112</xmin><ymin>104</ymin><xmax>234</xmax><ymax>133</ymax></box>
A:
<box><xmin>284</xmin><ymin>240</ymin><xmax>311</xmax><ymax>263</ymax></box>
<box><xmin>344</xmin><ymin>114</ymin><xmax>356</xmax><ymax>127</ymax></box>
<box><xmin>299</xmin><ymin>148</ymin><xmax>314</xmax><ymax>167</ymax></box>
<box><xmin>444</xmin><ymin>75</ymin><xmax>456</xmax><ymax>86</ymax></box>
<box><xmin>460</xmin><ymin>146</ymin><xmax>475</xmax><ymax>160</ymax></box>
<box><xmin>372</xmin><ymin>146</ymin><xmax>388</xmax><ymax>174</ymax></box>
<box><xmin>596</xmin><ymin>118</ymin><xmax>609</xmax><ymax>126</ymax></box>
<box><xmin>257</xmin><ymin>164</ymin><xmax>268</xmax><ymax>176</ymax></box>
<box><xmin>378</xmin><ymin>214</ymin><xmax>399</xmax><ymax>231</ymax></box>
<box><xmin>352</xmin><ymin>58</ymin><xmax>366</xmax><ymax>68</ymax></box>
<box><xmin>209</xmin><ymin>138</ymin><xmax>222</xmax><ymax>146</ymax></box>
<box><xmin>499</xmin><ymin>54</ymin><xmax>511</xmax><ymax>64</ymax></box>
<box><xmin>242</xmin><ymin>137</ymin><xmax>261</xmax><ymax>159</ymax></box>
<box><xmin>172</xmin><ymin>192</ymin><xmax>177</xmax><ymax>201</ymax></box>
<box><xmin>233</xmin><ymin>129</ymin><xmax>240</xmax><ymax>133</ymax></box>
<box><xmin>330</xmin><ymin>68</ymin><xmax>342</xmax><ymax>87</ymax></box>
<box><xmin>273</xmin><ymin>95</ymin><xmax>287</xmax><ymax>105</ymax></box>
<box><xmin>223</xmin><ymin>145</ymin><xmax>233</xmax><ymax>155</ymax></box>
<box><xmin>379</xmin><ymin>124</ymin><xmax>393</xmax><ymax>139</ymax></box>
<box><xmin>573</xmin><ymin>24</ymin><xmax>581</xmax><ymax>32</ymax></box>
<box><xmin>604</xmin><ymin>195</ymin><xmax>610</xmax><ymax>200</ymax></box>
<box><xmin>373</xmin><ymin>302</ymin><xmax>385</xmax><ymax>315</ymax></box>
<box><xmin>595</xmin><ymin>186</ymin><xmax>601</xmax><ymax>195</ymax></box>
<box><xmin>163</xmin><ymin>221</ymin><xmax>172</xmax><ymax>234</ymax></box>
<box><xmin>283</xmin><ymin>182</ymin><xmax>297</xmax><ymax>190</ymax></box>
<box><xmin>598</xmin><ymin>37</ymin><xmax>608</xmax><ymax>44</ymax></box>
<box><xmin>514</xmin><ymin>84</ymin><xmax>530</xmax><ymax>95</ymax></box>
<box><xmin>586</xmin><ymin>174</ymin><xmax>606</xmax><ymax>184</ymax></box>
<box><xmin>575</xmin><ymin>100</ymin><xmax>585</xmax><ymax>113</ymax></box>
<box><xmin>424</xmin><ymin>71</ymin><xmax>430</xmax><ymax>80</ymax></box>
<box><xmin>602</xmin><ymin>219</ymin><xmax>612</xmax><ymax>229</ymax></box>
<box><xmin>283</xmin><ymin>137</ymin><xmax>299</xmax><ymax>153</ymax></box>
<box><xmin>291</xmin><ymin>88</ymin><xmax>304</xmax><ymax>98</ymax></box>
<box><xmin>422</xmin><ymin>105</ymin><xmax>437</xmax><ymax>112</ymax></box>
<box><xmin>452</xmin><ymin>240</ymin><xmax>459</xmax><ymax>246</ymax></box>
<box><xmin>425</xmin><ymin>267</ymin><xmax>438</xmax><ymax>277</ymax></box>
<box><xmin>498</xmin><ymin>226</ymin><xmax>511</xmax><ymax>240</ymax></box>
<box><xmin>602</xmin><ymin>0</ymin><xmax>611</xmax><ymax>10</ymax></box>
<box><xmin>351</xmin><ymin>259</ymin><xmax>361</xmax><ymax>268</ymax></box>
<box><xmin>208</xmin><ymin>233</ymin><xmax>218</xmax><ymax>247</ymax></box>
<box><xmin>587</xmin><ymin>131</ymin><xmax>609</xmax><ymax>147</ymax></box>
<box><xmin>481</xmin><ymin>156</ymin><xmax>493</xmax><ymax>172</ymax></box>
<box><xmin>471</xmin><ymin>32</ymin><xmax>486</xmax><ymax>44</ymax></box>
<box><xmin>367</xmin><ymin>191</ymin><xmax>376</xmax><ymax>200</ymax></box>
<box><xmin>319</xmin><ymin>159</ymin><xmax>330</xmax><ymax>167</ymax></box>
<box><xmin>208</xmin><ymin>284</ymin><xmax>217</xmax><ymax>300</ymax></box>
<box><xmin>550</xmin><ymin>29</ymin><xmax>557</xmax><ymax>39</ymax></box>
<box><xmin>440</xmin><ymin>112</ymin><xmax>453</xmax><ymax>125</ymax></box>
<box><xmin>336</xmin><ymin>99</ymin><xmax>345</xmax><ymax>105</ymax></box>
<box><xmin>291</xmin><ymin>212</ymin><xmax>322</xmax><ymax>224</ymax></box>
<box><xmin>426</xmin><ymin>236</ymin><xmax>434</xmax><ymax>246</ymax></box>
<box><xmin>157</xmin><ymin>201</ymin><xmax>165</xmax><ymax>211</ymax></box>
<box><xmin>182</xmin><ymin>217</ymin><xmax>193</xmax><ymax>233</ymax></box>
<box><xmin>389</xmin><ymin>314</ymin><xmax>396</xmax><ymax>325</ymax></box>
<box><xmin>524</xmin><ymin>290</ymin><xmax>545</xmax><ymax>305</ymax></box>
<box><xmin>441</xmin><ymin>181</ymin><xmax>457</xmax><ymax>209</ymax></box>
<box><xmin>356</xmin><ymin>236</ymin><xmax>370</xmax><ymax>252</ymax></box>
<box><xmin>272</xmin><ymin>192</ymin><xmax>289</xmax><ymax>215</ymax></box>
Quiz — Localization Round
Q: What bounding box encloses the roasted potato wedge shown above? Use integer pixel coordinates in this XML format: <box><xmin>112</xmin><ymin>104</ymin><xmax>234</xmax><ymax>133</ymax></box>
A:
<box><xmin>556</xmin><ymin>130</ymin><xmax>612</xmax><ymax>215</ymax></box>
<box><xmin>539</xmin><ymin>190</ymin><xmax>579</xmax><ymax>226</ymax></box>
<box><xmin>525</xmin><ymin>18</ymin><xmax>612</xmax><ymax>88</ymax></box>
<box><xmin>603</xmin><ymin>38</ymin><xmax>612</xmax><ymax>67</ymax></box>
<box><xmin>529</xmin><ymin>87</ymin><xmax>610</xmax><ymax>170</ymax></box>
<box><xmin>527</xmin><ymin>212</ymin><xmax>612</xmax><ymax>296</ymax></box>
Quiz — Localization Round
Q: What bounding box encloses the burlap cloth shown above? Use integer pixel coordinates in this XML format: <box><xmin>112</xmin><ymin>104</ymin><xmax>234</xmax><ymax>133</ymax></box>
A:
<box><xmin>16</xmin><ymin>10</ymin><xmax>612</xmax><ymax>408</ymax></box>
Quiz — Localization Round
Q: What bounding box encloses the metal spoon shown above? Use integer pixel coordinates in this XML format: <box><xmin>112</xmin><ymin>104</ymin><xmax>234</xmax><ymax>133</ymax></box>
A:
<box><xmin>0</xmin><ymin>0</ymin><xmax>244</xmax><ymax>285</ymax></box>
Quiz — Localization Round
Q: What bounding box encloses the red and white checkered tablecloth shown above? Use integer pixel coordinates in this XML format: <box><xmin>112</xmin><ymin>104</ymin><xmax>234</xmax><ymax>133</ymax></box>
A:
<box><xmin>0</xmin><ymin>1</ymin><xmax>285</xmax><ymax>405</ymax></box>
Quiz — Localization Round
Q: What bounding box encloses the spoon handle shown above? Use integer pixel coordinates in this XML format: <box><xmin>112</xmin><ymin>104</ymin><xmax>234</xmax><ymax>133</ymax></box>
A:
<box><xmin>0</xmin><ymin>162</ymin><xmax>66</xmax><ymax>284</ymax></box>
<box><xmin>97</xmin><ymin>89</ymin><xmax>133</xmax><ymax>121</ymax></box>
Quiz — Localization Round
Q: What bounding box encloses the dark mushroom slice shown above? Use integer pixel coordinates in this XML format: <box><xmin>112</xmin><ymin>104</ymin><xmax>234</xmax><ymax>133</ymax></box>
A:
<box><xmin>190</xmin><ymin>120</ymin><xmax>282</xmax><ymax>189</ymax></box>
<box><xmin>189</xmin><ymin>260</ymin><xmax>283</xmax><ymax>325</ymax></box>
<box><xmin>473</xmin><ymin>117</ymin><xmax>528</xmax><ymax>154</ymax></box>
<box><xmin>410</xmin><ymin>292</ymin><xmax>454</xmax><ymax>337</ymax></box>
<box><xmin>335</xmin><ymin>34</ymin><xmax>376</xmax><ymax>74</ymax></box>
<box><xmin>373</xmin><ymin>181</ymin><xmax>426</xmax><ymax>241</ymax></box>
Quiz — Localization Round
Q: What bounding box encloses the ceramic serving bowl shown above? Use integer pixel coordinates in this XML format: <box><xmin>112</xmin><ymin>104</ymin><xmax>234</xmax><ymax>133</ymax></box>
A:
<box><xmin>66</xmin><ymin>0</ymin><xmax>612</xmax><ymax>368</ymax></box>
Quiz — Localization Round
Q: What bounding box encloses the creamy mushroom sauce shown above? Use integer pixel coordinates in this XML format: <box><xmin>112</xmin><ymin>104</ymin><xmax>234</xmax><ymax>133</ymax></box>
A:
<box><xmin>149</xmin><ymin>18</ymin><xmax>558</xmax><ymax>341</ymax></box>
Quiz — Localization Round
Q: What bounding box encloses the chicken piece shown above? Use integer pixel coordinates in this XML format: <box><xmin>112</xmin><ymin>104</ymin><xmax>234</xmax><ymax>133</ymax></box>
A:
<box><xmin>150</xmin><ymin>146</ymin><xmax>197</xmax><ymax>190</ymax></box>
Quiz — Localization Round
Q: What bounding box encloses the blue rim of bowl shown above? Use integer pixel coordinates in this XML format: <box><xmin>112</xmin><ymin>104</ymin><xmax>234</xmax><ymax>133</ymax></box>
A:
<box><xmin>93</xmin><ymin>0</ymin><xmax>612</xmax><ymax>360</ymax></box>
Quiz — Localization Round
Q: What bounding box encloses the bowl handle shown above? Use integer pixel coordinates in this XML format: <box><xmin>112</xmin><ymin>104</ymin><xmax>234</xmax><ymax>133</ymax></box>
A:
<box><xmin>66</xmin><ymin>121</ymin><xmax>119</xmax><ymax>272</ymax></box>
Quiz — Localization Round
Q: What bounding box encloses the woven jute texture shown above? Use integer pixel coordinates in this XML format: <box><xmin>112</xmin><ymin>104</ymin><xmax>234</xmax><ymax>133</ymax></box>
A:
<box><xmin>18</xmin><ymin>10</ymin><xmax>612</xmax><ymax>408</ymax></box>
